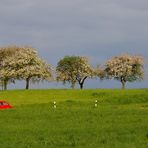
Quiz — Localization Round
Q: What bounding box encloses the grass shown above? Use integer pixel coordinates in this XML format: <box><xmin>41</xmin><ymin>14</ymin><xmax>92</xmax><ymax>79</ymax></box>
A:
<box><xmin>0</xmin><ymin>89</ymin><xmax>148</xmax><ymax>148</ymax></box>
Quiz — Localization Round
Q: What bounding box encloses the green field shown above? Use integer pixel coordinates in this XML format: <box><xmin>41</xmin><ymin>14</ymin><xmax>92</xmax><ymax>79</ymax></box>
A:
<box><xmin>0</xmin><ymin>89</ymin><xmax>148</xmax><ymax>148</ymax></box>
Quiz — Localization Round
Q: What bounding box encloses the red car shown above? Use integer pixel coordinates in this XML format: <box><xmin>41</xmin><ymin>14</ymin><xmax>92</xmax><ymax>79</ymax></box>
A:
<box><xmin>0</xmin><ymin>100</ymin><xmax>12</xmax><ymax>109</ymax></box>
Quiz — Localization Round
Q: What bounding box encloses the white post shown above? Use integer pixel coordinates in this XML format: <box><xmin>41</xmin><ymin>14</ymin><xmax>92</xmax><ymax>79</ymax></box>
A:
<box><xmin>95</xmin><ymin>100</ymin><xmax>98</xmax><ymax>107</ymax></box>
<box><xmin>53</xmin><ymin>101</ymin><xmax>56</xmax><ymax>108</ymax></box>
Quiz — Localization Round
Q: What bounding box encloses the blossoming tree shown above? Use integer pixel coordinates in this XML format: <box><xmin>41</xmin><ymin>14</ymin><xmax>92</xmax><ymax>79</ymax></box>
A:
<box><xmin>105</xmin><ymin>54</ymin><xmax>144</xmax><ymax>89</ymax></box>
<box><xmin>56</xmin><ymin>56</ymin><xmax>94</xmax><ymax>89</ymax></box>
<box><xmin>0</xmin><ymin>46</ymin><xmax>53</xmax><ymax>90</ymax></box>
<box><xmin>0</xmin><ymin>46</ymin><xmax>18</xmax><ymax>90</ymax></box>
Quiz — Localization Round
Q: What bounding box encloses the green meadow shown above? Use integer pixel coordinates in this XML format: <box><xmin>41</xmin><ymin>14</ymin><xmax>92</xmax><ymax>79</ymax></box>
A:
<box><xmin>0</xmin><ymin>89</ymin><xmax>148</xmax><ymax>148</ymax></box>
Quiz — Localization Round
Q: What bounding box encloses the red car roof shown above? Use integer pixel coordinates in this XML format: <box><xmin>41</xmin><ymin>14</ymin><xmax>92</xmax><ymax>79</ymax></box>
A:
<box><xmin>0</xmin><ymin>100</ymin><xmax>12</xmax><ymax>109</ymax></box>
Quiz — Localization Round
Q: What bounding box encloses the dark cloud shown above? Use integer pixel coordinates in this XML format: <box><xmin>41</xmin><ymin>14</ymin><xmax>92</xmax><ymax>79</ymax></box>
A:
<box><xmin>0</xmin><ymin>0</ymin><xmax>148</xmax><ymax>88</ymax></box>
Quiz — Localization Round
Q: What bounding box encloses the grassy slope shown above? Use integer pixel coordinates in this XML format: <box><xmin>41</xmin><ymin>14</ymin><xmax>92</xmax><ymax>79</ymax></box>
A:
<box><xmin>0</xmin><ymin>89</ymin><xmax>148</xmax><ymax>148</ymax></box>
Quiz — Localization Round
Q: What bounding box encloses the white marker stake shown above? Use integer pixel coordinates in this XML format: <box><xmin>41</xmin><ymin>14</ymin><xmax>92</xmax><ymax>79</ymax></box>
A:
<box><xmin>53</xmin><ymin>101</ymin><xmax>56</xmax><ymax>108</ymax></box>
<box><xmin>95</xmin><ymin>100</ymin><xmax>98</xmax><ymax>107</ymax></box>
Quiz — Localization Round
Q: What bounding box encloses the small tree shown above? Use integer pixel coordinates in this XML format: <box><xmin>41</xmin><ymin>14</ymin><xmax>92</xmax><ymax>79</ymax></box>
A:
<box><xmin>95</xmin><ymin>65</ymin><xmax>106</xmax><ymax>80</ymax></box>
<box><xmin>105</xmin><ymin>54</ymin><xmax>144</xmax><ymax>89</ymax></box>
<box><xmin>56</xmin><ymin>56</ymin><xmax>94</xmax><ymax>89</ymax></box>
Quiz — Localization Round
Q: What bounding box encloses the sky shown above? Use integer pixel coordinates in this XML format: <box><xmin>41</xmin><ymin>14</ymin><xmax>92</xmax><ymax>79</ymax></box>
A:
<box><xmin>0</xmin><ymin>0</ymin><xmax>148</xmax><ymax>89</ymax></box>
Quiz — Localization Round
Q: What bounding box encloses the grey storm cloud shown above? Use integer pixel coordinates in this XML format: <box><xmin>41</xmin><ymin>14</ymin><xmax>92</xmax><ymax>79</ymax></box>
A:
<box><xmin>0</xmin><ymin>0</ymin><xmax>148</xmax><ymax>88</ymax></box>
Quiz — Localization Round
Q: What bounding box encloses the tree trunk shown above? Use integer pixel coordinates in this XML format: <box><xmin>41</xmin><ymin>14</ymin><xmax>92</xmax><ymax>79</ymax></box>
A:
<box><xmin>4</xmin><ymin>80</ymin><xmax>8</xmax><ymax>90</ymax></box>
<box><xmin>78</xmin><ymin>76</ymin><xmax>87</xmax><ymax>90</ymax></box>
<box><xmin>71</xmin><ymin>83</ymin><xmax>75</xmax><ymax>89</ymax></box>
<box><xmin>80</xmin><ymin>83</ymin><xmax>84</xmax><ymax>90</ymax></box>
<box><xmin>120</xmin><ymin>77</ymin><xmax>126</xmax><ymax>89</ymax></box>
<box><xmin>1</xmin><ymin>82</ymin><xmax>4</xmax><ymax>91</ymax></box>
<box><xmin>121</xmin><ymin>80</ymin><xmax>126</xmax><ymax>89</ymax></box>
<box><xmin>26</xmin><ymin>78</ymin><xmax>30</xmax><ymax>90</ymax></box>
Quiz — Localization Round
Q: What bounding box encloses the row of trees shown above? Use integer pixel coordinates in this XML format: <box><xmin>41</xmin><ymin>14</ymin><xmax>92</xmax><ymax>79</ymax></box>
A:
<box><xmin>0</xmin><ymin>46</ymin><xmax>144</xmax><ymax>90</ymax></box>
<box><xmin>57</xmin><ymin>55</ymin><xmax>144</xmax><ymax>89</ymax></box>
